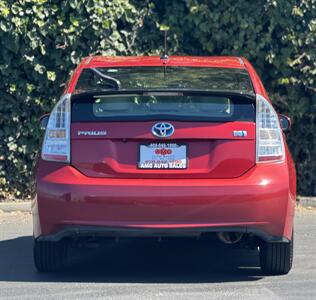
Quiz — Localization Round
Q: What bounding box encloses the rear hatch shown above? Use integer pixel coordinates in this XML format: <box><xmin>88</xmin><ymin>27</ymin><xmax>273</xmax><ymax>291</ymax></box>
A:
<box><xmin>70</xmin><ymin>91</ymin><xmax>256</xmax><ymax>179</ymax></box>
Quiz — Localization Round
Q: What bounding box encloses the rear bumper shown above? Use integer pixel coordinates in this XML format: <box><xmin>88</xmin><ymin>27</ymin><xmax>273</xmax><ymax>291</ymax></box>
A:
<box><xmin>33</xmin><ymin>161</ymin><xmax>296</xmax><ymax>241</ymax></box>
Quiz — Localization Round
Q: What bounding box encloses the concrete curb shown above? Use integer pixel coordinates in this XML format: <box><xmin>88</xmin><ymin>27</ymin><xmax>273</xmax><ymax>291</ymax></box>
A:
<box><xmin>297</xmin><ymin>197</ymin><xmax>316</xmax><ymax>208</ymax></box>
<box><xmin>0</xmin><ymin>201</ymin><xmax>31</xmax><ymax>212</ymax></box>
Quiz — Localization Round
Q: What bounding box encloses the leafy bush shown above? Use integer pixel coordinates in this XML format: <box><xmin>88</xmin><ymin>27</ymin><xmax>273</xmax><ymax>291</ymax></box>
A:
<box><xmin>0</xmin><ymin>0</ymin><xmax>315</xmax><ymax>199</ymax></box>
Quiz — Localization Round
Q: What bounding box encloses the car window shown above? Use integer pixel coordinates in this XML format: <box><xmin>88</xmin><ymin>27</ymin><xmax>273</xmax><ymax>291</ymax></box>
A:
<box><xmin>75</xmin><ymin>67</ymin><xmax>254</xmax><ymax>95</ymax></box>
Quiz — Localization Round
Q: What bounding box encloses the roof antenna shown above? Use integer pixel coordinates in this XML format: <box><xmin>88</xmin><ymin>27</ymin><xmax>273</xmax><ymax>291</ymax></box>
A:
<box><xmin>160</xmin><ymin>28</ymin><xmax>169</xmax><ymax>60</ymax></box>
<box><xmin>160</xmin><ymin>27</ymin><xmax>169</xmax><ymax>81</ymax></box>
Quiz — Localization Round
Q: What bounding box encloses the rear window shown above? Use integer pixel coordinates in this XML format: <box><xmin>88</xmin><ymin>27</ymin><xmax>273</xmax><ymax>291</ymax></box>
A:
<box><xmin>93</xmin><ymin>95</ymin><xmax>233</xmax><ymax>118</ymax></box>
<box><xmin>75</xmin><ymin>67</ymin><xmax>254</xmax><ymax>95</ymax></box>
<box><xmin>71</xmin><ymin>93</ymin><xmax>255</xmax><ymax>122</ymax></box>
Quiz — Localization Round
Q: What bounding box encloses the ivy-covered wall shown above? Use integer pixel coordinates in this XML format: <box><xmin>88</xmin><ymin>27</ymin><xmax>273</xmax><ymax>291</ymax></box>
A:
<box><xmin>0</xmin><ymin>0</ymin><xmax>315</xmax><ymax>199</ymax></box>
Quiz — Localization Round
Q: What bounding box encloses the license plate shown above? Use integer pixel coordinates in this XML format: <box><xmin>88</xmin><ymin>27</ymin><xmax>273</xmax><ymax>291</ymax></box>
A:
<box><xmin>138</xmin><ymin>143</ymin><xmax>187</xmax><ymax>169</ymax></box>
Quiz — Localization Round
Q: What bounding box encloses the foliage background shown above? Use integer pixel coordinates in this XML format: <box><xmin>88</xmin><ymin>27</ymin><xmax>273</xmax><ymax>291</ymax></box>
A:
<box><xmin>0</xmin><ymin>0</ymin><xmax>315</xmax><ymax>200</ymax></box>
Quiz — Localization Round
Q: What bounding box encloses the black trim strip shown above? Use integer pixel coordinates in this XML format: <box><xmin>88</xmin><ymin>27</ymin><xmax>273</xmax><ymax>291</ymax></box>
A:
<box><xmin>37</xmin><ymin>225</ymin><xmax>290</xmax><ymax>243</ymax></box>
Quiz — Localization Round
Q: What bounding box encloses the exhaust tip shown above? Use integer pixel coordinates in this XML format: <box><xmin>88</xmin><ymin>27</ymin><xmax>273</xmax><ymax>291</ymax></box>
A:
<box><xmin>217</xmin><ymin>232</ymin><xmax>244</xmax><ymax>244</ymax></box>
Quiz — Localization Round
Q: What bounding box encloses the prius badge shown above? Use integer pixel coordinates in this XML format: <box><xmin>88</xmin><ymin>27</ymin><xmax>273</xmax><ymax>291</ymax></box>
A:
<box><xmin>152</xmin><ymin>122</ymin><xmax>174</xmax><ymax>138</ymax></box>
<box><xmin>77</xmin><ymin>130</ymin><xmax>107</xmax><ymax>136</ymax></box>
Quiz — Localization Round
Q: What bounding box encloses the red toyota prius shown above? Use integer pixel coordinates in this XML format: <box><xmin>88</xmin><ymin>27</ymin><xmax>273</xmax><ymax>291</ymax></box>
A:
<box><xmin>33</xmin><ymin>56</ymin><xmax>296</xmax><ymax>275</ymax></box>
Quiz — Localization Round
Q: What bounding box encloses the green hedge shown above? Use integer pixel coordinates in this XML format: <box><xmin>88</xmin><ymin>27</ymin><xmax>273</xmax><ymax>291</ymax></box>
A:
<box><xmin>0</xmin><ymin>0</ymin><xmax>315</xmax><ymax>200</ymax></box>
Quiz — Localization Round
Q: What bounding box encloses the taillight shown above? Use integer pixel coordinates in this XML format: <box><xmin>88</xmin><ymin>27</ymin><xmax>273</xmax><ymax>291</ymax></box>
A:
<box><xmin>256</xmin><ymin>94</ymin><xmax>284</xmax><ymax>162</ymax></box>
<box><xmin>42</xmin><ymin>94</ymin><xmax>71</xmax><ymax>162</ymax></box>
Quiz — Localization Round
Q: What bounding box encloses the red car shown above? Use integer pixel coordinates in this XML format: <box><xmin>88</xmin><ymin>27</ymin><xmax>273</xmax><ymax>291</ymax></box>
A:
<box><xmin>33</xmin><ymin>56</ymin><xmax>296</xmax><ymax>275</ymax></box>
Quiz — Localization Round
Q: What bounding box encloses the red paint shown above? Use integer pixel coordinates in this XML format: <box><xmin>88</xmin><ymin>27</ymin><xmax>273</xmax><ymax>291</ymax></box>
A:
<box><xmin>34</xmin><ymin>160</ymin><xmax>295</xmax><ymax>240</ymax></box>
<box><xmin>34</xmin><ymin>56</ymin><xmax>296</xmax><ymax>243</ymax></box>
<box><xmin>70</xmin><ymin>121</ymin><xmax>256</xmax><ymax>179</ymax></box>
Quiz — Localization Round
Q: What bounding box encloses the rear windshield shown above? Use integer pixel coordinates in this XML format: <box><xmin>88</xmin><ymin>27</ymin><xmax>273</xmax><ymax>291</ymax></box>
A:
<box><xmin>75</xmin><ymin>67</ymin><xmax>254</xmax><ymax>94</ymax></box>
<box><xmin>71</xmin><ymin>93</ymin><xmax>255</xmax><ymax>122</ymax></box>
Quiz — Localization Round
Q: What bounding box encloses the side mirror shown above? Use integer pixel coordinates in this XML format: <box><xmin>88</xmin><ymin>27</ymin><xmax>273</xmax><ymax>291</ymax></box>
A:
<box><xmin>278</xmin><ymin>114</ymin><xmax>291</xmax><ymax>132</ymax></box>
<box><xmin>40</xmin><ymin>114</ymin><xmax>50</xmax><ymax>130</ymax></box>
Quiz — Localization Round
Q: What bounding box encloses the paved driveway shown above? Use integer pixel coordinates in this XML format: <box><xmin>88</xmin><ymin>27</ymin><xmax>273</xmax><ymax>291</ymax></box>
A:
<box><xmin>0</xmin><ymin>208</ymin><xmax>315</xmax><ymax>299</ymax></box>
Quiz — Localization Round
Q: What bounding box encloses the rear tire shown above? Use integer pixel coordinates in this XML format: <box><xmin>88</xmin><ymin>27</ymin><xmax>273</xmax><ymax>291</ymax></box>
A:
<box><xmin>260</xmin><ymin>233</ymin><xmax>293</xmax><ymax>275</ymax></box>
<box><xmin>33</xmin><ymin>240</ymin><xmax>68</xmax><ymax>272</ymax></box>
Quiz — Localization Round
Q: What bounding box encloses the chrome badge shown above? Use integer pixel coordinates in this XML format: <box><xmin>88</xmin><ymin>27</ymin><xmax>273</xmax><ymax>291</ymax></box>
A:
<box><xmin>77</xmin><ymin>130</ymin><xmax>107</xmax><ymax>136</ymax></box>
<box><xmin>152</xmin><ymin>122</ymin><xmax>175</xmax><ymax>138</ymax></box>
<box><xmin>233</xmin><ymin>130</ymin><xmax>247</xmax><ymax>137</ymax></box>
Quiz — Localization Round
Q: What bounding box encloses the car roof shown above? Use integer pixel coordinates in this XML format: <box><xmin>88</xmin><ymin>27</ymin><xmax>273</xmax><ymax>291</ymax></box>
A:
<box><xmin>79</xmin><ymin>56</ymin><xmax>246</xmax><ymax>69</ymax></box>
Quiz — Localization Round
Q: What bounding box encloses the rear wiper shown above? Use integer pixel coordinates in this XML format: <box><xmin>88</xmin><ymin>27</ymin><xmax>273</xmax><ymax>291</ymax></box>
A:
<box><xmin>91</xmin><ymin>68</ymin><xmax>121</xmax><ymax>90</ymax></box>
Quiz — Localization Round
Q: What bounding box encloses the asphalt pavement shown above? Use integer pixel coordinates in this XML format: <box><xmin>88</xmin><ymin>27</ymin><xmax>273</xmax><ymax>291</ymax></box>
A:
<box><xmin>0</xmin><ymin>208</ymin><xmax>315</xmax><ymax>300</ymax></box>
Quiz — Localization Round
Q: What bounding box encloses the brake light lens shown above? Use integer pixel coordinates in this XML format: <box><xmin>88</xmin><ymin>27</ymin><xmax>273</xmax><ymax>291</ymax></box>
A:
<box><xmin>256</xmin><ymin>94</ymin><xmax>284</xmax><ymax>162</ymax></box>
<box><xmin>42</xmin><ymin>94</ymin><xmax>71</xmax><ymax>162</ymax></box>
